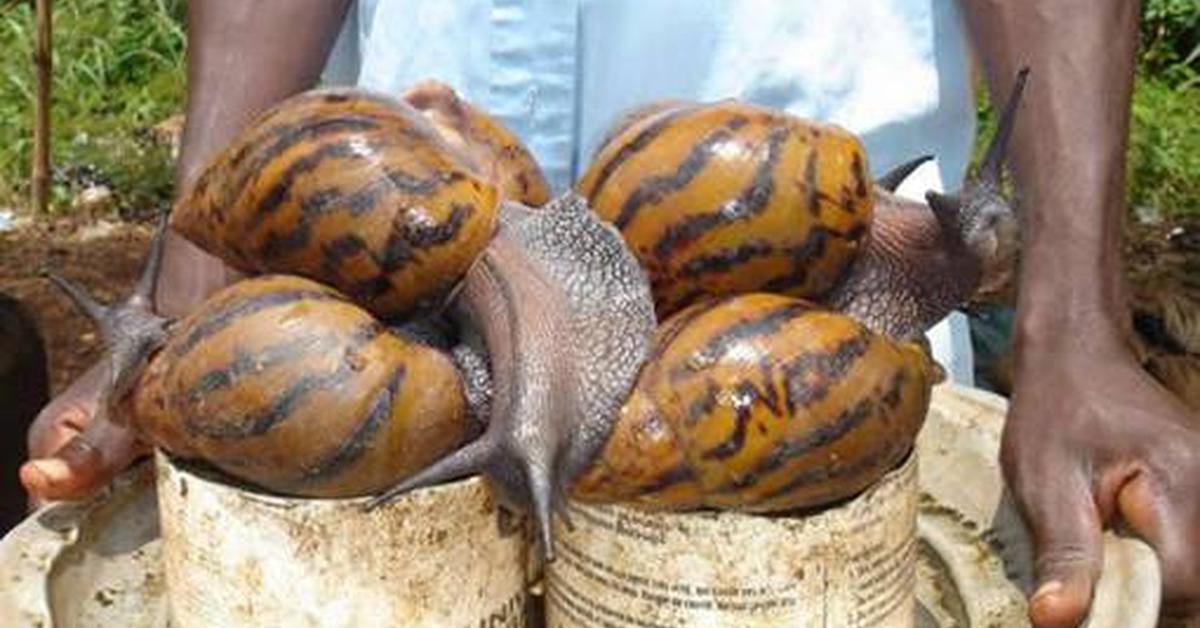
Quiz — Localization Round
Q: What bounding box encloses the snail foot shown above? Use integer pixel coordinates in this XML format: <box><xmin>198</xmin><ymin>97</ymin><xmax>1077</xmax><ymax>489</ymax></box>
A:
<box><xmin>363</xmin><ymin>429</ymin><xmax>569</xmax><ymax>561</ymax></box>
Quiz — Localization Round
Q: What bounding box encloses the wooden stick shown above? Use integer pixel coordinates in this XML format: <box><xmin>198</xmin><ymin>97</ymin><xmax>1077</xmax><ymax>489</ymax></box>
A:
<box><xmin>31</xmin><ymin>0</ymin><xmax>51</xmax><ymax>214</ymax></box>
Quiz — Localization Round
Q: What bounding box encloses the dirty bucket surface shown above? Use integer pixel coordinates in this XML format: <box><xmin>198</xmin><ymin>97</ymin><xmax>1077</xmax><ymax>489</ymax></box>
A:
<box><xmin>155</xmin><ymin>453</ymin><xmax>530</xmax><ymax>628</ymax></box>
<box><xmin>547</xmin><ymin>453</ymin><xmax>918</xmax><ymax>628</ymax></box>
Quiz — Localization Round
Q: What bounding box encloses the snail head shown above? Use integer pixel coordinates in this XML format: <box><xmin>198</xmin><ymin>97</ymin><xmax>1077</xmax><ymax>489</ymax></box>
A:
<box><xmin>42</xmin><ymin>214</ymin><xmax>173</xmax><ymax>419</ymax></box>
<box><xmin>925</xmin><ymin>67</ymin><xmax>1028</xmax><ymax>268</ymax></box>
<box><xmin>366</xmin><ymin>194</ymin><xmax>657</xmax><ymax>561</ymax></box>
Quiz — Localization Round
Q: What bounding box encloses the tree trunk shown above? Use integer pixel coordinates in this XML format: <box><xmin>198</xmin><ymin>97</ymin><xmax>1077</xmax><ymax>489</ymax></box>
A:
<box><xmin>31</xmin><ymin>0</ymin><xmax>51</xmax><ymax>214</ymax></box>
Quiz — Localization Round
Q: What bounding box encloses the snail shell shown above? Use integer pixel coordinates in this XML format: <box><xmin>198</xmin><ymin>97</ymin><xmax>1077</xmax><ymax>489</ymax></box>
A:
<box><xmin>124</xmin><ymin>274</ymin><xmax>468</xmax><ymax>497</ymax></box>
<box><xmin>571</xmin><ymin>293</ymin><xmax>933</xmax><ymax>510</ymax></box>
<box><xmin>172</xmin><ymin>89</ymin><xmax>499</xmax><ymax>319</ymax></box>
<box><xmin>577</xmin><ymin>101</ymin><xmax>873</xmax><ymax>317</ymax></box>
<box><xmin>402</xmin><ymin>80</ymin><xmax>551</xmax><ymax>207</ymax></box>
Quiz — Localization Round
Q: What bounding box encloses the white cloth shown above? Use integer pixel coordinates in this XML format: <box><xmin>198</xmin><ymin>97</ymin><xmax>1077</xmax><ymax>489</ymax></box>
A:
<box><xmin>323</xmin><ymin>0</ymin><xmax>978</xmax><ymax>385</ymax></box>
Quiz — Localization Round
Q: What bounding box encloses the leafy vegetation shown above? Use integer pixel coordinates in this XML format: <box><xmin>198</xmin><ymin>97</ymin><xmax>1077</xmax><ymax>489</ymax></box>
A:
<box><xmin>1130</xmin><ymin>0</ymin><xmax>1200</xmax><ymax>218</ymax></box>
<box><xmin>0</xmin><ymin>0</ymin><xmax>185</xmax><ymax>215</ymax></box>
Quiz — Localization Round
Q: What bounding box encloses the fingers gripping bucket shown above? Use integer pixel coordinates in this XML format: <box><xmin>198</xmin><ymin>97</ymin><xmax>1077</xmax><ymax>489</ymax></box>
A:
<box><xmin>546</xmin><ymin>452</ymin><xmax>918</xmax><ymax>628</ymax></box>
<box><xmin>154</xmin><ymin>452</ymin><xmax>530</xmax><ymax>627</ymax></box>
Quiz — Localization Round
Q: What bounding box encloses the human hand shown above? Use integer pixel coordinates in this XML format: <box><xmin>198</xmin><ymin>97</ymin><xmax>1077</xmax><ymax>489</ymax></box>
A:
<box><xmin>21</xmin><ymin>360</ymin><xmax>148</xmax><ymax>508</ymax></box>
<box><xmin>1003</xmin><ymin>330</ymin><xmax>1200</xmax><ymax>627</ymax></box>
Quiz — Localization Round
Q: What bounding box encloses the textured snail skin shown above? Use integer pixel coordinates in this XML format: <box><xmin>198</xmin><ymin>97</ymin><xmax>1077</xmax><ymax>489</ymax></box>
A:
<box><xmin>571</xmin><ymin>293</ymin><xmax>933</xmax><ymax>511</ymax></box>
<box><xmin>827</xmin><ymin>71</ymin><xmax>1029</xmax><ymax>340</ymax></box>
<box><xmin>369</xmin><ymin>196</ymin><xmax>657</xmax><ymax>559</ymax></box>
<box><xmin>153</xmin><ymin>85</ymin><xmax>655</xmax><ymax>556</ymax></box>
<box><xmin>402</xmin><ymin>80</ymin><xmax>551</xmax><ymax>207</ymax></box>
<box><xmin>121</xmin><ymin>274</ymin><xmax>468</xmax><ymax>498</ymax></box>
<box><xmin>577</xmin><ymin>101</ymin><xmax>873</xmax><ymax>318</ymax></box>
<box><xmin>171</xmin><ymin>89</ymin><xmax>499</xmax><ymax>319</ymax></box>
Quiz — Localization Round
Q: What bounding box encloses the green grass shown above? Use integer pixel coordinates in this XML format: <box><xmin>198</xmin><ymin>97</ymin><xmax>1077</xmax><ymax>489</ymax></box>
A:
<box><xmin>0</xmin><ymin>0</ymin><xmax>185</xmax><ymax>216</ymax></box>
<box><xmin>1128</xmin><ymin>73</ymin><xmax>1200</xmax><ymax>219</ymax></box>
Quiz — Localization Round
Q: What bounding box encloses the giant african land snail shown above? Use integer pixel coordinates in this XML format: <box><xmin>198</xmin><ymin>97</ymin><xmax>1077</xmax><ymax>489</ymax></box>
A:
<box><xmin>563</xmin><ymin>69</ymin><xmax>1028</xmax><ymax>512</ymax></box>
<box><xmin>48</xmin><ymin>71</ymin><xmax>1025</xmax><ymax>558</ymax></box>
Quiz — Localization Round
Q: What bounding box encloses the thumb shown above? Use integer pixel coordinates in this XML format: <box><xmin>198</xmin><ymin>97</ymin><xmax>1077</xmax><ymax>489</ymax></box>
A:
<box><xmin>1117</xmin><ymin>469</ymin><xmax>1200</xmax><ymax>620</ymax></box>
<box><xmin>20</xmin><ymin>413</ymin><xmax>146</xmax><ymax>504</ymax></box>
<box><xmin>1021</xmin><ymin>470</ymin><xmax>1105</xmax><ymax>628</ymax></box>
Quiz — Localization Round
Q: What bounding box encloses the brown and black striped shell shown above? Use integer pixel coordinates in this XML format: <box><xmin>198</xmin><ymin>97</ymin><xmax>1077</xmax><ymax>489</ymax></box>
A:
<box><xmin>171</xmin><ymin>89</ymin><xmax>499</xmax><ymax>319</ymax></box>
<box><xmin>571</xmin><ymin>293</ymin><xmax>932</xmax><ymax>511</ymax></box>
<box><xmin>577</xmin><ymin>101</ymin><xmax>873</xmax><ymax>318</ymax></box>
<box><xmin>123</xmin><ymin>274</ymin><xmax>468</xmax><ymax>498</ymax></box>
<box><xmin>402</xmin><ymin>80</ymin><xmax>551</xmax><ymax>207</ymax></box>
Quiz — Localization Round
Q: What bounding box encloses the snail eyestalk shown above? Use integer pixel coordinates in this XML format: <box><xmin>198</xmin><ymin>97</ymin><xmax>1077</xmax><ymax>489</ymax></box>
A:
<box><xmin>42</xmin><ymin>214</ymin><xmax>173</xmax><ymax>412</ymax></box>
<box><xmin>926</xmin><ymin>67</ymin><xmax>1028</xmax><ymax>256</ymax></box>
<box><xmin>876</xmin><ymin>154</ymin><xmax>934</xmax><ymax>193</ymax></box>
<box><xmin>978</xmin><ymin>67</ymin><xmax>1029</xmax><ymax>186</ymax></box>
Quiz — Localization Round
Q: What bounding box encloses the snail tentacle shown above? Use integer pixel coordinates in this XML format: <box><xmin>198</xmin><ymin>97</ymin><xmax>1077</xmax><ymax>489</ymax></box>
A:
<box><xmin>131</xmin><ymin>212</ymin><xmax>170</xmax><ymax>309</ymax></box>
<box><xmin>44</xmin><ymin>216</ymin><xmax>173</xmax><ymax>411</ymax></box>
<box><xmin>876</xmin><ymin>154</ymin><xmax>934</xmax><ymax>193</ymax></box>
<box><xmin>364</xmin><ymin>430</ymin><xmax>499</xmax><ymax>508</ymax></box>
<box><xmin>978</xmin><ymin>66</ymin><xmax>1029</xmax><ymax>186</ymax></box>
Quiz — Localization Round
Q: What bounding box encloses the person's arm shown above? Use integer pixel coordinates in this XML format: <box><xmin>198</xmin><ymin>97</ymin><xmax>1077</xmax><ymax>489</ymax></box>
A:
<box><xmin>158</xmin><ymin>0</ymin><xmax>353</xmax><ymax>316</ymax></box>
<box><xmin>961</xmin><ymin>1</ymin><xmax>1200</xmax><ymax>626</ymax></box>
<box><xmin>22</xmin><ymin>0</ymin><xmax>351</xmax><ymax>504</ymax></box>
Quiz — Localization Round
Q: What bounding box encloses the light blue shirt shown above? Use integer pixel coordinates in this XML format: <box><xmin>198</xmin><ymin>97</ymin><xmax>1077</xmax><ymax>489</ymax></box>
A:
<box><xmin>322</xmin><ymin>0</ymin><xmax>979</xmax><ymax>384</ymax></box>
<box><xmin>326</xmin><ymin>0</ymin><xmax>976</xmax><ymax>193</ymax></box>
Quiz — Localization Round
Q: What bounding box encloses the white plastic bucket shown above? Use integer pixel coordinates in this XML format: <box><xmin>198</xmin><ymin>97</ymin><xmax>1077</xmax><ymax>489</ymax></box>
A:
<box><xmin>155</xmin><ymin>453</ymin><xmax>530</xmax><ymax>628</ymax></box>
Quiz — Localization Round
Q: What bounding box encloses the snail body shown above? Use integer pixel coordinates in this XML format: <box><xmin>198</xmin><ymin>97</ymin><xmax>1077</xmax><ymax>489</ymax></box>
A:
<box><xmin>70</xmin><ymin>272</ymin><xmax>470</xmax><ymax>498</ymax></box>
<box><xmin>565</xmin><ymin>71</ymin><xmax>1030</xmax><ymax>513</ymax></box>
<box><xmin>54</xmin><ymin>86</ymin><xmax>655</xmax><ymax>558</ymax></box>
<box><xmin>172</xmin><ymin>89</ymin><xmax>501</xmax><ymax>319</ymax></box>
<box><xmin>572</xmin><ymin>293</ymin><xmax>933</xmax><ymax>511</ymax></box>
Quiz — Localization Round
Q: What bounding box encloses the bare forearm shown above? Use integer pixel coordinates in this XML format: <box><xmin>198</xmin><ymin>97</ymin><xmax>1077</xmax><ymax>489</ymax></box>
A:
<box><xmin>157</xmin><ymin>0</ymin><xmax>351</xmax><ymax>316</ymax></box>
<box><xmin>961</xmin><ymin>0</ymin><xmax>1139</xmax><ymax>347</ymax></box>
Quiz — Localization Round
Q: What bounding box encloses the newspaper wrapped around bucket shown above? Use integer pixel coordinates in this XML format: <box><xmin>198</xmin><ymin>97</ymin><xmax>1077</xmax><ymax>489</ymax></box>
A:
<box><xmin>156</xmin><ymin>452</ymin><xmax>530</xmax><ymax>628</ymax></box>
<box><xmin>547</xmin><ymin>453</ymin><xmax>918</xmax><ymax>628</ymax></box>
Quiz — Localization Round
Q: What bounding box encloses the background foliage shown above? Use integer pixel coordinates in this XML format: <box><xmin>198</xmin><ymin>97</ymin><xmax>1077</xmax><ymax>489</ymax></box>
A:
<box><xmin>0</xmin><ymin>0</ymin><xmax>184</xmax><ymax>216</ymax></box>
<box><xmin>0</xmin><ymin>0</ymin><xmax>1197</xmax><ymax>218</ymax></box>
